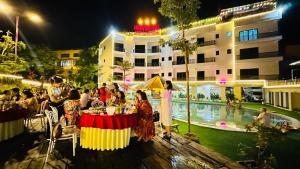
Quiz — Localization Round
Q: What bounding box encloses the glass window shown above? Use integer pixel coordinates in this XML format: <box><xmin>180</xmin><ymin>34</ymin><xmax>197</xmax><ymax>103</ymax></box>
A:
<box><xmin>168</xmin><ymin>56</ymin><xmax>172</xmax><ymax>61</ymax></box>
<box><xmin>168</xmin><ymin>72</ymin><xmax>172</xmax><ymax>76</ymax></box>
<box><xmin>226</xmin><ymin>32</ymin><xmax>232</xmax><ymax>37</ymax></box>
<box><xmin>216</xmin><ymin>70</ymin><xmax>220</xmax><ymax>75</ymax></box>
<box><xmin>162</xmin><ymin>57</ymin><xmax>165</xmax><ymax>61</ymax></box>
<box><xmin>239</xmin><ymin>31</ymin><xmax>244</xmax><ymax>41</ymax></box>
<box><xmin>197</xmin><ymin>71</ymin><xmax>205</xmax><ymax>80</ymax></box>
<box><xmin>161</xmin><ymin>73</ymin><xmax>164</xmax><ymax>77</ymax></box>
<box><xmin>197</xmin><ymin>54</ymin><xmax>205</xmax><ymax>63</ymax></box>
<box><xmin>227</xmin><ymin>69</ymin><xmax>232</xmax><ymax>74</ymax></box>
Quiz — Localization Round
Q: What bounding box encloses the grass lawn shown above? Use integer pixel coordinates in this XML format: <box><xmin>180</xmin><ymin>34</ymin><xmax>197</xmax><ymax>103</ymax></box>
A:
<box><xmin>173</xmin><ymin>103</ymin><xmax>300</xmax><ymax>169</ymax></box>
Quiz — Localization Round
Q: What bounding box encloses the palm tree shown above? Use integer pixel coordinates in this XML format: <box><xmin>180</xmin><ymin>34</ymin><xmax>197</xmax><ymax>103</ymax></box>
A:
<box><xmin>154</xmin><ymin>0</ymin><xmax>200</xmax><ymax>138</ymax></box>
<box><xmin>112</xmin><ymin>60</ymin><xmax>133</xmax><ymax>83</ymax></box>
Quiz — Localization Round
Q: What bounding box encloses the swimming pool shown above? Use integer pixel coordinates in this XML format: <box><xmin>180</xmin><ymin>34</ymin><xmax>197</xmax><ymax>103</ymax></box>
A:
<box><xmin>149</xmin><ymin>99</ymin><xmax>299</xmax><ymax>131</ymax></box>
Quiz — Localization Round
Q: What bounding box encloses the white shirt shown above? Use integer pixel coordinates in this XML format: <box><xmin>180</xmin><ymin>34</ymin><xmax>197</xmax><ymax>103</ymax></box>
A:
<box><xmin>80</xmin><ymin>93</ymin><xmax>91</xmax><ymax>108</ymax></box>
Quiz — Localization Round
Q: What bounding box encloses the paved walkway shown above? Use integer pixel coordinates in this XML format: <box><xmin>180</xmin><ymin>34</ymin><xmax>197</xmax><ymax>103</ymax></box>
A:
<box><xmin>0</xmin><ymin>119</ymin><xmax>245</xmax><ymax>169</ymax></box>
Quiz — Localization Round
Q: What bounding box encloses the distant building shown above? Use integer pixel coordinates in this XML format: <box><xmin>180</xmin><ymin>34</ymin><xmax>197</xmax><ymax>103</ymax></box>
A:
<box><xmin>98</xmin><ymin>0</ymin><xmax>300</xmax><ymax>111</ymax></box>
<box><xmin>55</xmin><ymin>49</ymin><xmax>81</xmax><ymax>79</ymax></box>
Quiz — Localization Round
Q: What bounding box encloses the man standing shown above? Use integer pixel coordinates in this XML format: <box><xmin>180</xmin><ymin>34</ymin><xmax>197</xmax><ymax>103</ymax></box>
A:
<box><xmin>99</xmin><ymin>83</ymin><xmax>109</xmax><ymax>106</ymax></box>
<box><xmin>80</xmin><ymin>89</ymin><xmax>91</xmax><ymax>109</ymax></box>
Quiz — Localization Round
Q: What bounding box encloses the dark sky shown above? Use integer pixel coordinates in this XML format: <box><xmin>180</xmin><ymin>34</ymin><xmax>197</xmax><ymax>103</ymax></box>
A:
<box><xmin>0</xmin><ymin>0</ymin><xmax>299</xmax><ymax>50</ymax></box>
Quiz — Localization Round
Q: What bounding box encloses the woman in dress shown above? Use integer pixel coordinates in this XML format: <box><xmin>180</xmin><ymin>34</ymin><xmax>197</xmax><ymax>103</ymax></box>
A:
<box><xmin>64</xmin><ymin>89</ymin><xmax>81</xmax><ymax>126</ymax></box>
<box><xmin>161</xmin><ymin>80</ymin><xmax>173</xmax><ymax>139</ymax></box>
<box><xmin>135</xmin><ymin>92</ymin><xmax>155</xmax><ymax>142</ymax></box>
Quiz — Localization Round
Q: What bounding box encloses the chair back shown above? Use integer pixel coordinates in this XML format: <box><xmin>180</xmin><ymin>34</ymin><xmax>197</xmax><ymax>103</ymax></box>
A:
<box><xmin>49</xmin><ymin>106</ymin><xmax>59</xmax><ymax>123</ymax></box>
<box><xmin>45</xmin><ymin>110</ymin><xmax>54</xmax><ymax>136</ymax></box>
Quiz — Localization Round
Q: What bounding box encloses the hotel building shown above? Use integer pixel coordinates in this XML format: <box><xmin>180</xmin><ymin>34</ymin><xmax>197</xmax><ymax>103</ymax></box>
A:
<box><xmin>55</xmin><ymin>49</ymin><xmax>81</xmax><ymax>78</ymax></box>
<box><xmin>98</xmin><ymin>0</ymin><xmax>300</xmax><ymax>111</ymax></box>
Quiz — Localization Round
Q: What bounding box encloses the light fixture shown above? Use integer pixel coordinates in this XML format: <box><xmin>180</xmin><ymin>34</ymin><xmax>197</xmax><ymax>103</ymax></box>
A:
<box><xmin>137</xmin><ymin>18</ymin><xmax>143</xmax><ymax>25</ymax></box>
<box><xmin>144</xmin><ymin>18</ymin><xmax>150</xmax><ymax>25</ymax></box>
<box><xmin>151</xmin><ymin>18</ymin><xmax>157</xmax><ymax>25</ymax></box>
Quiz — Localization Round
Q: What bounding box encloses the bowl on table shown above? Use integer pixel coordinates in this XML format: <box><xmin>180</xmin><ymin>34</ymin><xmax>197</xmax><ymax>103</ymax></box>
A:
<box><xmin>106</xmin><ymin>106</ymin><xmax>116</xmax><ymax>115</ymax></box>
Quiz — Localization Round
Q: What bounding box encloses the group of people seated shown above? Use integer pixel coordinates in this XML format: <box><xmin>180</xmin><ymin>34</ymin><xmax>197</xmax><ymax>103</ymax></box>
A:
<box><xmin>1</xmin><ymin>75</ymin><xmax>175</xmax><ymax>142</ymax></box>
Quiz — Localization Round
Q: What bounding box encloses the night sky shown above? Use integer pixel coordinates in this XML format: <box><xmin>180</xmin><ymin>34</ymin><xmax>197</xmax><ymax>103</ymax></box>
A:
<box><xmin>0</xmin><ymin>0</ymin><xmax>299</xmax><ymax>50</ymax></box>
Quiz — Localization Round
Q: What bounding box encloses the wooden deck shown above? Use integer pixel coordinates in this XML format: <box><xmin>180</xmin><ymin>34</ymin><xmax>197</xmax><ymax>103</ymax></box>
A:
<box><xmin>0</xmin><ymin>120</ymin><xmax>244</xmax><ymax>169</ymax></box>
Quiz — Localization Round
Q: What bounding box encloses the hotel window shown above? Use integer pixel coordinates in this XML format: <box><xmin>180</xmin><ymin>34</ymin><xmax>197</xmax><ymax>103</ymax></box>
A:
<box><xmin>61</xmin><ymin>54</ymin><xmax>70</xmax><ymax>58</ymax></box>
<box><xmin>135</xmin><ymin>45</ymin><xmax>145</xmax><ymax>53</ymax></box>
<box><xmin>197</xmin><ymin>53</ymin><xmax>205</xmax><ymax>63</ymax></box>
<box><xmin>216</xmin><ymin>34</ymin><xmax>219</xmax><ymax>39</ymax></box>
<box><xmin>197</xmin><ymin>37</ymin><xmax>205</xmax><ymax>45</ymax></box>
<box><xmin>227</xmin><ymin>69</ymin><xmax>232</xmax><ymax>74</ymax></box>
<box><xmin>177</xmin><ymin>72</ymin><xmax>186</xmax><ymax>80</ymax></box>
<box><xmin>240</xmin><ymin>47</ymin><xmax>259</xmax><ymax>59</ymax></box>
<box><xmin>168</xmin><ymin>72</ymin><xmax>172</xmax><ymax>76</ymax></box>
<box><xmin>168</xmin><ymin>56</ymin><xmax>172</xmax><ymax>61</ymax></box>
<box><xmin>216</xmin><ymin>51</ymin><xmax>219</xmax><ymax>56</ymax></box>
<box><xmin>114</xmin><ymin>57</ymin><xmax>123</xmax><ymax>65</ymax></box>
<box><xmin>240</xmin><ymin>68</ymin><xmax>259</xmax><ymax>79</ymax></box>
<box><xmin>73</xmin><ymin>53</ymin><xmax>79</xmax><ymax>57</ymax></box>
<box><xmin>176</xmin><ymin>56</ymin><xmax>185</xmax><ymax>65</ymax></box>
<box><xmin>227</xmin><ymin>49</ymin><xmax>232</xmax><ymax>54</ymax></box>
<box><xmin>161</xmin><ymin>73</ymin><xmax>164</xmax><ymax>77</ymax></box>
<box><xmin>226</xmin><ymin>32</ymin><xmax>232</xmax><ymax>37</ymax></box>
<box><xmin>151</xmin><ymin>74</ymin><xmax>159</xmax><ymax>78</ymax></box>
<box><xmin>151</xmin><ymin>46</ymin><xmax>160</xmax><ymax>53</ymax></box>
<box><xmin>239</xmin><ymin>29</ymin><xmax>258</xmax><ymax>41</ymax></box>
<box><xmin>114</xmin><ymin>43</ymin><xmax>124</xmax><ymax>52</ymax></box>
<box><xmin>162</xmin><ymin>57</ymin><xmax>165</xmax><ymax>61</ymax></box>
<box><xmin>113</xmin><ymin>72</ymin><xmax>123</xmax><ymax>80</ymax></box>
<box><xmin>134</xmin><ymin>73</ymin><xmax>145</xmax><ymax>81</ymax></box>
<box><xmin>151</xmin><ymin>59</ymin><xmax>159</xmax><ymax>66</ymax></box>
<box><xmin>60</xmin><ymin>60</ymin><xmax>74</xmax><ymax>67</ymax></box>
<box><xmin>216</xmin><ymin>70</ymin><xmax>220</xmax><ymax>75</ymax></box>
<box><xmin>134</xmin><ymin>58</ymin><xmax>145</xmax><ymax>66</ymax></box>
<box><xmin>197</xmin><ymin>71</ymin><xmax>205</xmax><ymax>80</ymax></box>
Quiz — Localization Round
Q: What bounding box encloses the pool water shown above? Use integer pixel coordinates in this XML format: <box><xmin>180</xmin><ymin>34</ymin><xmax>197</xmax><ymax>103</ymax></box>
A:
<box><xmin>149</xmin><ymin>99</ymin><xmax>293</xmax><ymax>131</ymax></box>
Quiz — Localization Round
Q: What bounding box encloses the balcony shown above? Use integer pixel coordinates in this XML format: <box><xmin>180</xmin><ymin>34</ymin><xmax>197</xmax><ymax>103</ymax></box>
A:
<box><xmin>134</xmin><ymin>78</ymin><xmax>145</xmax><ymax>81</ymax></box>
<box><xmin>197</xmin><ymin>57</ymin><xmax>216</xmax><ymax>63</ymax></box>
<box><xmin>237</xmin><ymin>51</ymin><xmax>279</xmax><ymax>60</ymax></box>
<box><xmin>172</xmin><ymin>77</ymin><xmax>196</xmax><ymax>81</ymax></box>
<box><xmin>147</xmin><ymin>48</ymin><xmax>161</xmax><ymax>53</ymax></box>
<box><xmin>133</xmin><ymin>49</ymin><xmax>146</xmax><ymax>53</ymax></box>
<box><xmin>197</xmin><ymin>77</ymin><xmax>216</xmax><ymax>81</ymax></box>
<box><xmin>172</xmin><ymin>59</ymin><xmax>196</xmax><ymax>65</ymax></box>
<box><xmin>267</xmin><ymin>80</ymin><xmax>300</xmax><ymax>86</ymax></box>
<box><xmin>236</xmin><ymin>31</ymin><xmax>281</xmax><ymax>42</ymax></box>
<box><xmin>114</xmin><ymin>47</ymin><xmax>125</xmax><ymax>52</ymax></box>
<box><xmin>198</xmin><ymin>40</ymin><xmax>216</xmax><ymax>47</ymax></box>
<box><xmin>147</xmin><ymin>63</ymin><xmax>161</xmax><ymax>67</ymax></box>
<box><xmin>237</xmin><ymin>75</ymin><xmax>278</xmax><ymax>80</ymax></box>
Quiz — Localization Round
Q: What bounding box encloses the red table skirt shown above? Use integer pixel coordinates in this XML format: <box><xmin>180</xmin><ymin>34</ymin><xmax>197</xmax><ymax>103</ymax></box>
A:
<box><xmin>0</xmin><ymin>107</ymin><xmax>28</xmax><ymax>123</ymax></box>
<box><xmin>79</xmin><ymin>113</ymin><xmax>138</xmax><ymax>129</ymax></box>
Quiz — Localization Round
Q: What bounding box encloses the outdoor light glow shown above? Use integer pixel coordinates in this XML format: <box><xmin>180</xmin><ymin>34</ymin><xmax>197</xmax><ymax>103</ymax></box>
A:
<box><xmin>26</xmin><ymin>11</ymin><xmax>43</xmax><ymax>24</ymax></box>
<box><xmin>138</xmin><ymin>18</ymin><xmax>143</xmax><ymax>25</ymax></box>
<box><xmin>144</xmin><ymin>18</ymin><xmax>150</xmax><ymax>25</ymax></box>
<box><xmin>0</xmin><ymin>1</ymin><xmax>13</xmax><ymax>14</ymax></box>
<box><xmin>151</xmin><ymin>18</ymin><xmax>157</xmax><ymax>25</ymax></box>
<box><xmin>109</xmin><ymin>26</ymin><xmax>117</xmax><ymax>36</ymax></box>
<box><xmin>0</xmin><ymin>73</ymin><xmax>23</xmax><ymax>79</ymax></box>
<box><xmin>277</xmin><ymin>2</ymin><xmax>292</xmax><ymax>14</ymax></box>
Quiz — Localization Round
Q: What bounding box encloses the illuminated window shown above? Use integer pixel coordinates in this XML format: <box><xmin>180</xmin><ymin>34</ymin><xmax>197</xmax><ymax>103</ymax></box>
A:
<box><xmin>226</xmin><ymin>32</ymin><xmax>232</xmax><ymax>37</ymax></box>
<box><xmin>239</xmin><ymin>29</ymin><xmax>258</xmax><ymax>41</ymax></box>
<box><xmin>60</xmin><ymin>60</ymin><xmax>75</xmax><ymax>67</ymax></box>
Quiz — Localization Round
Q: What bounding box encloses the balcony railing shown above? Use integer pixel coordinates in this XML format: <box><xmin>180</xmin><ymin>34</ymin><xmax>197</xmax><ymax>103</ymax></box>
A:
<box><xmin>237</xmin><ymin>75</ymin><xmax>279</xmax><ymax>80</ymax></box>
<box><xmin>114</xmin><ymin>47</ymin><xmax>125</xmax><ymax>52</ymax></box>
<box><xmin>197</xmin><ymin>57</ymin><xmax>216</xmax><ymax>63</ymax></box>
<box><xmin>147</xmin><ymin>48</ymin><xmax>161</xmax><ymax>53</ymax></box>
<box><xmin>134</xmin><ymin>63</ymin><xmax>145</xmax><ymax>67</ymax></box>
<box><xmin>197</xmin><ymin>77</ymin><xmax>216</xmax><ymax>81</ymax></box>
<box><xmin>172</xmin><ymin>59</ymin><xmax>196</xmax><ymax>65</ymax></box>
<box><xmin>172</xmin><ymin>77</ymin><xmax>196</xmax><ymax>81</ymax></box>
<box><xmin>237</xmin><ymin>51</ymin><xmax>279</xmax><ymax>60</ymax></box>
<box><xmin>267</xmin><ymin>80</ymin><xmax>300</xmax><ymax>86</ymax></box>
<box><xmin>147</xmin><ymin>63</ymin><xmax>161</xmax><ymax>67</ymax></box>
<box><xmin>133</xmin><ymin>49</ymin><xmax>146</xmax><ymax>53</ymax></box>
<box><xmin>134</xmin><ymin>78</ymin><xmax>145</xmax><ymax>81</ymax></box>
<box><xmin>236</xmin><ymin>31</ymin><xmax>280</xmax><ymax>42</ymax></box>
<box><xmin>198</xmin><ymin>40</ymin><xmax>216</xmax><ymax>47</ymax></box>
<box><xmin>113</xmin><ymin>76</ymin><xmax>123</xmax><ymax>81</ymax></box>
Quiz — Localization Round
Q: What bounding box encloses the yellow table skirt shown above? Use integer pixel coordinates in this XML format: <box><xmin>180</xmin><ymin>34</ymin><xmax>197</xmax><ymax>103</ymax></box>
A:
<box><xmin>0</xmin><ymin>118</ymin><xmax>24</xmax><ymax>142</ymax></box>
<box><xmin>80</xmin><ymin>127</ymin><xmax>131</xmax><ymax>151</ymax></box>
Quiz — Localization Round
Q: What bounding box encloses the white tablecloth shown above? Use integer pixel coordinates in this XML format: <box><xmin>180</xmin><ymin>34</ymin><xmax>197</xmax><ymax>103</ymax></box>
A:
<box><xmin>0</xmin><ymin>118</ymin><xmax>24</xmax><ymax>142</ymax></box>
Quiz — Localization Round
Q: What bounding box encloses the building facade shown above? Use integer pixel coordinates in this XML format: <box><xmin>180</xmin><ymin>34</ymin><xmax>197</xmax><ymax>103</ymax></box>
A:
<box><xmin>55</xmin><ymin>49</ymin><xmax>81</xmax><ymax>79</ymax></box>
<box><xmin>98</xmin><ymin>0</ymin><xmax>300</xmax><ymax>109</ymax></box>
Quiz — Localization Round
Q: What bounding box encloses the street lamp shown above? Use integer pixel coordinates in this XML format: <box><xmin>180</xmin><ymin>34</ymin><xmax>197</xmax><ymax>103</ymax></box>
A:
<box><xmin>0</xmin><ymin>0</ymin><xmax>43</xmax><ymax>57</ymax></box>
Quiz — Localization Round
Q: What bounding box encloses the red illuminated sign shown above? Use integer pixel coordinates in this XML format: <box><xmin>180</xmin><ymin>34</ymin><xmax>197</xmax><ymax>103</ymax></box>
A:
<box><xmin>134</xmin><ymin>17</ymin><xmax>160</xmax><ymax>33</ymax></box>
<box><xmin>134</xmin><ymin>25</ymin><xmax>160</xmax><ymax>33</ymax></box>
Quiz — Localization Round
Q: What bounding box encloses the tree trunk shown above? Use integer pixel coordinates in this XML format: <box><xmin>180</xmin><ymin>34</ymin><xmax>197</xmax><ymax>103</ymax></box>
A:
<box><xmin>182</xmin><ymin>29</ymin><xmax>191</xmax><ymax>134</ymax></box>
<box><xmin>123</xmin><ymin>70</ymin><xmax>126</xmax><ymax>83</ymax></box>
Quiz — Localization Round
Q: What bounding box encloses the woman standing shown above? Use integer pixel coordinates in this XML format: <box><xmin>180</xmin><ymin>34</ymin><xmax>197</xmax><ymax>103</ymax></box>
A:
<box><xmin>161</xmin><ymin>80</ymin><xmax>173</xmax><ymax>139</ymax></box>
<box><xmin>135</xmin><ymin>92</ymin><xmax>155</xmax><ymax>142</ymax></box>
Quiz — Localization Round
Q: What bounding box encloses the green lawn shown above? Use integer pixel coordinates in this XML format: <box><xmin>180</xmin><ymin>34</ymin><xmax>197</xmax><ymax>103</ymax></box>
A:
<box><xmin>173</xmin><ymin>103</ymin><xmax>300</xmax><ymax>169</ymax></box>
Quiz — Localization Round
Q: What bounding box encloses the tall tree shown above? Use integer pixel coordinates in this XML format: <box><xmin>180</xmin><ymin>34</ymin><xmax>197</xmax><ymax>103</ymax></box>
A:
<box><xmin>154</xmin><ymin>0</ymin><xmax>200</xmax><ymax>136</ymax></box>
<box><xmin>19</xmin><ymin>45</ymin><xmax>62</xmax><ymax>79</ymax></box>
<box><xmin>75</xmin><ymin>46</ymin><xmax>99</xmax><ymax>88</ymax></box>
<box><xmin>0</xmin><ymin>30</ymin><xmax>28</xmax><ymax>74</ymax></box>
<box><xmin>111</xmin><ymin>60</ymin><xmax>133</xmax><ymax>83</ymax></box>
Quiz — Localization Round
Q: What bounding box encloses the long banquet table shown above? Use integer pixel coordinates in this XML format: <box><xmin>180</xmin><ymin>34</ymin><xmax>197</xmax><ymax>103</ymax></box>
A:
<box><xmin>0</xmin><ymin>108</ymin><xmax>27</xmax><ymax>142</ymax></box>
<box><xmin>78</xmin><ymin>112</ymin><xmax>138</xmax><ymax>151</ymax></box>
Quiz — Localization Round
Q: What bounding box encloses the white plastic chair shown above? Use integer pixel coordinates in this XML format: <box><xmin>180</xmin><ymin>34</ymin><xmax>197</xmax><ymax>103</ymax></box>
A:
<box><xmin>44</xmin><ymin>109</ymin><xmax>77</xmax><ymax>164</ymax></box>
